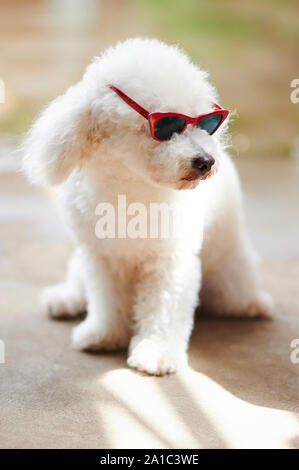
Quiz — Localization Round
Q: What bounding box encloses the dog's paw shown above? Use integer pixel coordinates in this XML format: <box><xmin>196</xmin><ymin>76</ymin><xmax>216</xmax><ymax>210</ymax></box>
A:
<box><xmin>72</xmin><ymin>320</ymin><xmax>104</xmax><ymax>351</ymax></box>
<box><xmin>242</xmin><ymin>291</ymin><xmax>274</xmax><ymax>319</ymax></box>
<box><xmin>127</xmin><ymin>338</ymin><xmax>186</xmax><ymax>376</ymax></box>
<box><xmin>72</xmin><ymin>319</ymin><xmax>130</xmax><ymax>351</ymax></box>
<box><xmin>41</xmin><ymin>284</ymin><xmax>86</xmax><ymax>319</ymax></box>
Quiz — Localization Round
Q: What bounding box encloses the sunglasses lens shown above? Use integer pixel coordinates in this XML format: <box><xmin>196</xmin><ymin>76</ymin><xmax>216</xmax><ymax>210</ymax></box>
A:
<box><xmin>154</xmin><ymin>116</ymin><xmax>186</xmax><ymax>140</ymax></box>
<box><xmin>197</xmin><ymin>113</ymin><xmax>222</xmax><ymax>134</ymax></box>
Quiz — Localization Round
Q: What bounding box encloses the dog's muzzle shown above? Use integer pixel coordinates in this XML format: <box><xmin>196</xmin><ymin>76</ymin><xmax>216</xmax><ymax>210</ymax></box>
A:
<box><xmin>191</xmin><ymin>152</ymin><xmax>215</xmax><ymax>176</ymax></box>
<box><xmin>181</xmin><ymin>151</ymin><xmax>215</xmax><ymax>183</ymax></box>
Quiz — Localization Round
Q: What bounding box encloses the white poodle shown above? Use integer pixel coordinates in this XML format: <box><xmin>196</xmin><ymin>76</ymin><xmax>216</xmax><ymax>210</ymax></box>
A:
<box><xmin>23</xmin><ymin>38</ymin><xmax>272</xmax><ymax>375</ymax></box>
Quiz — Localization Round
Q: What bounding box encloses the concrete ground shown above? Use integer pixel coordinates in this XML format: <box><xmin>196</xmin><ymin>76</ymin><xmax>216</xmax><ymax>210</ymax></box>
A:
<box><xmin>0</xmin><ymin>155</ymin><xmax>298</xmax><ymax>449</ymax></box>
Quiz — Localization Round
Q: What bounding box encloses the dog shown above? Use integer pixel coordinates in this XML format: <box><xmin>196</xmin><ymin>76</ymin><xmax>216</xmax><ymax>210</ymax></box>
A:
<box><xmin>22</xmin><ymin>38</ymin><xmax>272</xmax><ymax>375</ymax></box>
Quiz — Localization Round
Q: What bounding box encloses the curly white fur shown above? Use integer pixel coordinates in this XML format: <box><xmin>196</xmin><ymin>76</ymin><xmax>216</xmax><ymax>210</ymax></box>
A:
<box><xmin>22</xmin><ymin>38</ymin><xmax>272</xmax><ymax>375</ymax></box>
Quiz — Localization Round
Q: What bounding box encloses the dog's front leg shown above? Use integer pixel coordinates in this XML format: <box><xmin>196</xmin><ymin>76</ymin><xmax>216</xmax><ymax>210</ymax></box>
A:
<box><xmin>128</xmin><ymin>252</ymin><xmax>201</xmax><ymax>375</ymax></box>
<box><xmin>72</xmin><ymin>253</ymin><xmax>131</xmax><ymax>351</ymax></box>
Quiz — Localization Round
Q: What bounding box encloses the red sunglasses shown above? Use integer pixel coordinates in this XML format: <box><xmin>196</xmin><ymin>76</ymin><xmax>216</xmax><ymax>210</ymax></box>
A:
<box><xmin>108</xmin><ymin>84</ymin><xmax>229</xmax><ymax>142</ymax></box>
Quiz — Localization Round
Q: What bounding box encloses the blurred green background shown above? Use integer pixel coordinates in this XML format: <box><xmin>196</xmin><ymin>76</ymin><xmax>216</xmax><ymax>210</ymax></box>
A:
<box><xmin>0</xmin><ymin>0</ymin><xmax>298</xmax><ymax>159</ymax></box>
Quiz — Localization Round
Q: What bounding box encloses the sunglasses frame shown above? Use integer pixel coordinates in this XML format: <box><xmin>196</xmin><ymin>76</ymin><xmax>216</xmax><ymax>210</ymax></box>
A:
<box><xmin>108</xmin><ymin>84</ymin><xmax>229</xmax><ymax>142</ymax></box>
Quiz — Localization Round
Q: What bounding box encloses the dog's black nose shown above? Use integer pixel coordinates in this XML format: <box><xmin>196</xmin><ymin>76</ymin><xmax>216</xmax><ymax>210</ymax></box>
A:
<box><xmin>191</xmin><ymin>153</ymin><xmax>215</xmax><ymax>175</ymax></box>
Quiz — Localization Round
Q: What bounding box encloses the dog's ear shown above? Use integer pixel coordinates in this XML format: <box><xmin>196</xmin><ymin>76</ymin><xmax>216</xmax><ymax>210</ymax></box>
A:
<box><xmin>22</xmin><ymin>82</ymin><xmax>97</xmax><ymax>186</ymax></box>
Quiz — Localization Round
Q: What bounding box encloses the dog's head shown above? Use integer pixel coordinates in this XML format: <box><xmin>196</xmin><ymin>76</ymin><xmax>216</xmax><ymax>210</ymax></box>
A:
<box><xmin>23</xmin><ymin>38</ymin><xmax>228</xmax><ymax>189</ymax></box>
